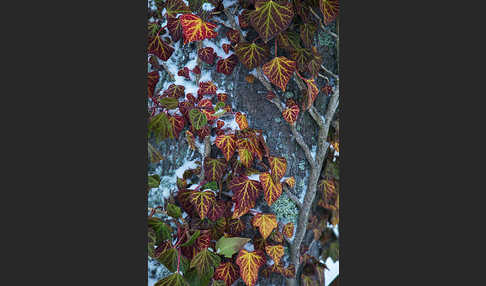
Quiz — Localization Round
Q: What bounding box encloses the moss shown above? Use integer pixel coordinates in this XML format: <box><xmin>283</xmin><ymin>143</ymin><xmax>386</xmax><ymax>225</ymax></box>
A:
<box><xmin>270</xmin><ymin>193</ymin><xmax>299</xmax><ymax>224</ymax></box>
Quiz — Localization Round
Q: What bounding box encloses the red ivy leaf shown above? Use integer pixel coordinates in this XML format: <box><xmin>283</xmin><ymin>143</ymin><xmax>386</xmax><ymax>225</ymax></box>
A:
<box><xmin>216</xmin><ymin>54</ymin><xmax>238</xmax><ymax>75</ymax></box>
<box><xmin>236</xmin><ymin>249</ymin><xmax>266</xmax><ymax>286</ymax></box>
<box><xmin>302</xmin><ymin>77</ymin><xmax>319</xmax><ymax>111</ymax></box>
<box><xmin>269</xmin><ymin>156</ymin><xmax>287</xmax><ymax>182</ymax></box>
<box><xmin>238</xmin><ymin>10</ymin><xmax>251</xmax><ymax>29</ymax></box>
<box><xmin>198</xmin><ymin>81</ymin><xmax>217</xmax><ymax>96</ymax></box>
<box><xmin>163</xmin><ymin>84</ymin><xmax>185</xmax><ymax>98</ymax></box>
<box><xmin>215</xmin><ymin>134</ymin><xmax>237</xmax><ymax>161</ymax></box>
<box><xmin>283</xmin><ymin>222</ymin><xmax>294</xmax><ymax>238</ymax></box>
<box><xmin>177</xmin><ymin>67</ymin><xmax>190</xmax><ymax>79</ymax></box>
<box><xmin>222</xmin><ymin>43</ymin><xmax>231</xmax><ymax>54</ymax></box>
<box><xmin>227</xmin><ymin>218</ymin><xmax>246</xmax><ymax>235</ymax></box>
<box><xmin>214</xmin><ymin>261</ymin><xmax>240</xmax><ymax>286</ymax></box>
<box><xmin>259</xmin><ymin>172</ymin><xmax>282</xmax><ymax>206</ymax></box>
<box><xmin>189</xmin><ymin>190</ymin><xmax>216</xmax><ymax>220</ymax></box>
<box><xmin>282</xmin><ymin>103</ymin><xmax>299</xmax><ymax>124</ymax></box>
<box><xmin>229</xmin><ymin>175</ymin><xmax>262</xmax><ymax>219</ymax></box>
<box><xmin>148</xmin><ymin>35</ymin><xmax>175</xmax><ymax>61</ymax></box>
<box><xmin>207</xmin><ymin>200</ymin><xmax>227</xmax><ymax>221</ymax></box>
<box><xmin>250</xmin><ymin>0</ymin><xmax>295</xmax><ymax>43</ymax></box>
<box><xmin>262</xmin><ymin>56</ymin><xmax>296</xmax><ymax>91</ymax></box>
<box><xmin>265</xmin><ymin>91</ymin><xmax>276</xmax><ymax>100</ymax></box>
<box><xmin>192</xmin><ymin>65</ymin><xmax>201</xmax><ymax>74</ymax></box>
<box><xmin>148</xmin><ymin>71</ymin><xmax>160</xmax><ymax>98</ymax></box>
<box><xmin>180</xmin><ymin>14</ymin><xmax>218</xmax><ymax>44</ymax></box>
<box><xmin>226</xmin><ymin>29</ymin><xmax>241</xmax><ymax>45</ymax></box>
<box><xmin>216</xmin><ymin>120</ymin><xmax>225</xmax><ymax>129</ymax></box>
<box><xmin>168</xmin><ymin>115</ymin><xmax>186</xmax><ymax>139</ymax></box>
<box><xmin>235</xmin><ymin>42</ymin><xmax>269</xmax><ymax>70</ymax></box>
<box><xmin>198</xmin><ymin>47</ymin><xmax>217</xmax><ymax>65</ymax></box>
<box><xmin>235</xmin><ymin>112</ymin><xmax>249</xmax><ymax>130</ymax></box>
<box><xmin>198</xmin><ymin>98</ymin><xmax>213</xmax><ymax>109</ymax></box>
<box><xmin>319</xmin><ymin>0</ymin><xmax>340</xmax><ymax>25</ymax></box>
<box><xmin>217</xmin><ymin>93</ymin><xmax>228</xmax><ymax>102</ymax></box>
<box><xmin>204</xmin><ymin>157</ymin><xmax>227</xmax><ymax>182</ymax></box>
<box><xmin>167</xmin><ymin>15</ymin><xmax>183</xmax><ymax>42</ymax></box>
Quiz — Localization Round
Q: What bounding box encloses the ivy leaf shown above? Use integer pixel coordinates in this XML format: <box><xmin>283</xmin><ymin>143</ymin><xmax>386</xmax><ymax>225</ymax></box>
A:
<box><xmin>214</xmin><ymin>261</ymin><xmax>240</xmax><ymax>286</ymax></box>
<box><xmin>222</xmin><ymin>43</ymin><xmax>231</xmax><ymax>54</ymax></box>
<box><xmin>319</xmin><ymin>0</ymin><xmax>340</xmax><ymax>25</ymax></box>
<box><xmin>148</xmin><ymin>174</ymin><xmax>161</xmax><ymax>188</ymax></box>
<box><xmin>186</xmin><ymin>130</ymin><xmax>197</xmax><ymax>150</ymax></box>
<box><xmin>269</xmin><ymin>156</ymin><xmax>287</xmax><ymax>182</ymax></box>
<box><xmin>189</xmin><ymin>190</ymin><xmax>216</xmax><ymax>219</ymax></box>
<box><xmin>189</xmin><ymin>108</ymin><xmax>208</xmax><ymax>130</ymax></box>
<box><xmin>159</xmin><ymin>97</ymin><xmax>179</xmax><ymax>109</ymax></box>
<box><xmin>252</xmin><ymin>213</ymin><xmax>278</xmax><ymax>240</ymax></box>
<box><xmin>198</xmin><ymin>81</ymin><xmax>218</xmax><ymax>96</ymax></box>
<box><xmin>328</xmin><ymin>240</ymin><xmax>339</xmax><ymax>262</ymax></box>
<box><xmin>229</xmin><ymin>175</ymin><xmax>262</xmax><ymax>219</ymax></box>
<box><xmin>185</xmin><ymin>269</ymin><xmax>211</xmax><ymax>286</ymax></box>
<box><xmin>163</xmin><ymin>84</ymin><xmax>185</xmax><ymax>98</ymax></box>
<box><xmin>235</xmin><ymin>112</ymin><xmax>249</xmax><ymax>130</ymax></box>
<box><xmin>238</xmin><ymin>10</ymin><xmax>251</xmax><ymax>29</ymax></box>
<box><xmin>148</xmin><ymin>217</ymin><xmax>172</xmax><ymax>242</ymax></box>
<box><xmin>216</xmin><ymin>54</ymin><xmax>238</xmax><ymax>75</ymax></box>
<box><xmin>283</xmin><ymin>222</ymin><xmax>294</xmax><ymax>238</ymax></box>
<box><xmin>259</xmin><ymin>172</ymin><xmax>282</xmax><ymax>206</ymax></box>
<box><xmin>237</xmin><ymin>139</ymin><xmax>254</xmax><ymax>168</ymax></box>
<box><xmin>166</xmin><ymin>0</ymin><xmax>191</xmax><ymax>16</ymax></box>
<box><xmin>262</xmin><ymin>56</ymin><xmax>296</xmax><ymax>91</ymax></box>
<box><xmin>154</xmin><ymin>273</ymin><xmax>189</xmax><ymax>286</ymax></box>
<box><xmin>226</xmin><ymin>29</ymin><xmax>241</xmax><ymax>44</ymax></box>
<box><xmin>148</xmin><ymin>71</ymin><xmax>160</xmax><ymax>98</ymax></box>
<box><xmin>148</xmin><ymin>35</ymin><xmax>175</xmax><ymax>61</ymax></box>
<box><xmin>307</xmin><ymin>46</ymin><xmax>324</xmax><ymax>78</ymax></box>
<box><xmin>290</xmin><ymin>48</ymin><xmax>311</xmax><ymax>73</ymax></box>
<box><xmin>157</xmin><ymin>248</ymin><xmax>189</xmax><ymax>272</ymax></box>
<box><xmin>235</xmin><ymin>249</ymin><xmax>266</xmax><ymax>286</ymax></box>
<box><xmin>198</xmin><ymin>47</ymin><xmax>217</xmax><ymax>65</ymax></box>
<box><xmin>167</xmin><ymin>15</ymin><xmax>184</xmax><ymax>42</ymax></box>
<box><xmin>214</xmin><ymin>134</ymin><xmax>237</xmax><ymax>161</ymax></box>
<box><xmin>284</xmin><ymin>177</ymin><xmax>295</xmax><ymax>188</ymax></box>
<box><xmin>167</xmin><ymin>203</ymin><xmax>182</xmax><ymax>219</ymax></box>
<box><xmin>149</xmin><ymin>112</ymin><xmax>173</xmax><ymax>140</ymax></box>
<box><xmin>300</xmin><ymin>23</ymin><xmax>317</xmax><ymax>48</ymax></box>
<box><xmin>282</xmin><ymin>103</ymin><xmax>299</xmax><ymax>124</ymax></box>
<box><xmin>265</xmin><ymin>244</ymin><xmax>284</xmax><ymax>265</ymax></box>
<box><xmin>190</xmin><ymin>248</ymin><xmax>221</xmax><ymax>277</ymax></box>
<box><xmin>249</xmin><ymin>0</ymin><xmax>294</xmax><ymax>43</ymax></box>
<box><xmin>302</xmin><ymin>77</ymin><xmax>319</xmax><ymax>111</ymax></box>
<box><xmin>227</xmin><ymin>219</ymin><xmax>246</xmax><ymax>236</ymax></box>
<box><xmin>204</xmin><ymin>157</ymin><xmax>227</xmax><ymax>182</ymax></box>
<box><xmin>235</xmin><ymin>42</ymin><xmax>269</xmax><ymax>70</ymax></box>
<box><xmin>277</xmin><ymin>31</ymin><xmax>301</xmax><ymax>52</ymax></box>
<box><xmin>211</xmin><ymin>280</ymin><xmax>226</xmax><ymax>286</ymax></box>
<box><xmin>207</xmin><ymin>199</ymin><xmax>226</xmax><ymax>221</ymax></box>
<box><xmin>180</xmin><ymin>14</ymin><xmax>218</xmax><ymax>44</ymax></box>
<box><xmin>168</xmin><ymin>115</ymin><xmax>185</xmax><ymax>139</ymax></box>
<box><xmin>282</xmin><ymin>264</ymin><xmax>296</xmax><ymax>278</ymax></box>
<box><xmin>215</xmin><ymin>236</ymin><xmax>251</xmax><ymax>258</ymax></box>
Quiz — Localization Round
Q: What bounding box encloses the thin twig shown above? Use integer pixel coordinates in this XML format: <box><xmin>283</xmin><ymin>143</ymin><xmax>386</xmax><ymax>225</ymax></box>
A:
<box><xmin>309</xmin><ymin>7</ymin><xmax>338</xmax><ymax>39</ymax></box>
<box><xmin>283</xmin><ymin>185</ymin><xmax>302</xmax><ymax>209</ymax></box>
<box><xmin>321</xmin><ymin>64</ymin><xmax>339</xmax><ymax>80</ymax></box>
<box><xmin>161</xmin><ymin>62</ymin><xmax>175</xmax><ymax>81</ymax></box>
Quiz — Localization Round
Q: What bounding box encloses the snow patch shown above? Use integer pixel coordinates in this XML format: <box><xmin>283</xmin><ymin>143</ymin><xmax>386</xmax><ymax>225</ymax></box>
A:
<box><xmin>324</xmin><ymin>258</ymin><xmax>339</xmax><ymax>286</ymax></box>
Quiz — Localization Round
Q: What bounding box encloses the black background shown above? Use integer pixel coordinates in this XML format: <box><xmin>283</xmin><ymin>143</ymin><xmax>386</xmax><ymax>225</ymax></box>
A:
<box><xmin>1</xmin><ymin>0</ymin><xmax>484</xmax><ymax>285</ymax></box>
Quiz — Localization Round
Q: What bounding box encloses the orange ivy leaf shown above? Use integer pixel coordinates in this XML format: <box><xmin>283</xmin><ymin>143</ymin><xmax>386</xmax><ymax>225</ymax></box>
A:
<box><xmin>252</xmin><ymin>213</ymin><xmax>278</xmax><ymax>240</ymax></box>
<box><xmin>282</xmin><ymin>222</ymin><xmax>294</xmax><ymax>238</ymax></box>
<box><xmin>235</xmin><ymin>112</ymin><xmax>249</xmax><ymax>130</ymax></box>
<box><xmin>148</xmin><ymin>71</ymin><xmax>160</xmax><ymax>98</ymax></box>
<box><xmin>216</xmin><ymin>54</ymin><xmax>238</xmax><ymax>75</ymax></box>
<box><xmin>198</xmin><ymin>81</ymin><xmax>217</xmax><ymax>96</ymax></box>
<box><xmin>226</xmin><ymin>29</ymin><xmax>241</xmax><ymax>44</ymax></box>
<box><xmin>215</xmin><ymin>134</ymin><xmax>237</xmax><ymax>161</ymax></box>
<box><xmin>180</xmin><ymin>14</ymin><xmax>218</xmax><ymax>44</ymax></box>
<box><xmin>269</xmin><ymin>156</ymin><xmax>287</xmax><ymax>182</ymax></box>
<box><xmin>235</xmin><ymin>249</ymin><xmax>266</xmax><ymax>286</ymax></box>
<box><xmin>237</xmin><ymin>146</ymin><xmax>253</xmax><ymax>168</ymax></box>
<box><xmin>198</xmin><ymin>47</ymin><xmax>217</xmax><ymax>65</ymax></box>
<box><xmin>186</xmin><ymin>130</ymin><xmax>196</xmax><ymax>151</ymax></box>
<box><xmin>189</xmin><ymin>190</ymin><xmax>216</xmax><ymax>220</ymax></box>
<box><xmin>265</xmin><ymin>244</ymin><xmax>284</xmax><ymax>265</ymax></box>
<box><xmin>282</xmin><ymin>104</ymin><xmax>299</xmax><ymax>124</ymax></box>
<box><xmin>302</xmin><ymin>77</ymin><xmax>319</xmax><ymax>111</ymax></box>
<box><xmin>148</xmin><ymin>35</ymin><xmax>175</xmax><ymax>61</ymax></box>
<box><xmin>163</xmin><ymin>84</ymin><xmax>185</xmax><ymax>98</ymax></box>
<box><xmin>285</xmin><ymin>177</ymin><xmax>295</xmax><ymax>188</ymax></box>
<box><xmin>319</xmin><ymin>0</ymin><xmax>340</xmax><ymax>25</ymax></box>
<box><xmin>229</xmin><ymin>176</ymin><xmax>262</xmax><ymax>219</ymax></box>
<box><xmin>250</xmin><ymin>0</ymin><xmax>294</xmax><ymax>43</ymax></box>
<box><xmin>235</xmin><ymin>42</ymin><xmax>269</xmax><ymax>70</ymax></box>
<box><xmin>204</xmin><ymin>157</ymin><xmax>227</xmax><ymax>182</ymax></box>
<box><xmin>262</xmin><ymin>56</ymin><xmax>296</xmax><ymax>91</ymax></box>
<box><xmin>245</xmin><ymin>74</ymin><xmax>255</xmax><ymax>83</ymax></box>
<box><xmin>259</xmin><ymin>172</ymin><xmax>282</xmax><ymax>206</ymax></box>
<box><xmin>214</xmin><ymin>261</ymin><xmax>240</xmax><ymax>286</ymax></box>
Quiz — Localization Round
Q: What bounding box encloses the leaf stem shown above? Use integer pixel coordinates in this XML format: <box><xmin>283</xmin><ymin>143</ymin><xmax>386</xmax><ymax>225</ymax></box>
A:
<box><xmin>274</xmin><ymin>37</ymin><xmax>278</xmax><ymax>57</ymax></box>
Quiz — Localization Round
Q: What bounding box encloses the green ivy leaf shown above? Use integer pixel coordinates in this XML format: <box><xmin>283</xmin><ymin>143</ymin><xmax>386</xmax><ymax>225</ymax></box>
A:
<box><xmin>203</xmin><ymin>181</ymin><xmax>219</xmax><ymax>191</ymax></box>
<box><xmin>149</xmin><ymin>112</ymin><xmax>173</xmax><ymax>141</ymax></box>
<box><xmin>148</xmin><ymin>174</ymin><xmax>161</xmax><ymax>188</ymax></box>
<box><xmin>180</xmin><ymin>230</ymin><xmax>201</xmax><ymax>247</ymax></box>
<box><xmin>154</xmin><ymin>273</ymin><xmax>189</xmax><ymax>286</ymax></box>
<box><xmin>190</xmin><ymin>248</ymin><xmax>221</xmax><ymax>277</ymax></box>
<box><xmin>167</xmin><ymin>203</ymin><xmax>182</xmax><ymax>218</ymax></box>
<box><xmin>328</xmin><ymin>240</ymin><xmax>339</xmax><ymax>262</ymax></box>
<box><xmin>159</xmin><ymin>97</ymin><xmax>179</xmax><ymax>109</ymax></box>
<box><xmin>214</xmin><ymin>102</ymin><xmax>226</xmax><ymax>112</ymax></box>
<box><xmin>189</xmin><ymin>109</ymin><xmax>207</xmax><ymax>130</ymax></box>
<box><xmin>184</xmin><ymin>269</ymin><xmax>212</xmax><ymax>286</ymax></box>
<box><xmin>157</xmin><ymin>248</ymin><xmax>190</xmax><ymax>273</ymax></box>
<box><xmin>148</xmin><ymin>217</ymin><xmax>172</xmax><ymax>242</ymax></box>
<box><xmin>215</xmin><ymin>236</ymin><xmax>251</xmax><ymax>258</ymax></box>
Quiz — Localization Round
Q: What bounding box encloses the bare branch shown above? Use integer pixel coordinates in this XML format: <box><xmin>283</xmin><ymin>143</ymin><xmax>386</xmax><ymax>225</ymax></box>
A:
<box><xmin>321</xmin><ymin>64</ymin><xmax>339</xmax><ymax>80</ymax></box>
<box><xmin>161</xmin><ymin>62</ymin><xmax>175</xmax><ymax>81</ymax></box>
<box><xmin>309</xmin><ymin>7</ymin><xmax>338</xmax><ymax>39</ymax></box>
